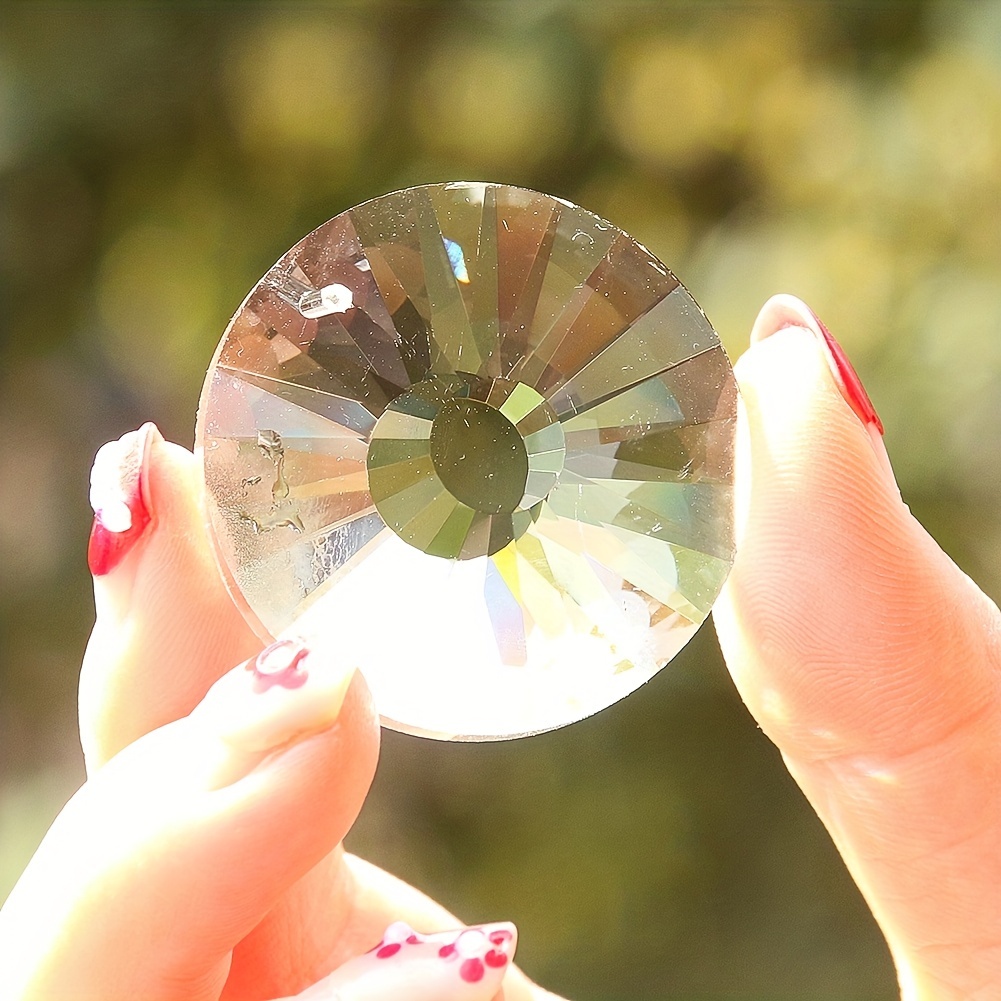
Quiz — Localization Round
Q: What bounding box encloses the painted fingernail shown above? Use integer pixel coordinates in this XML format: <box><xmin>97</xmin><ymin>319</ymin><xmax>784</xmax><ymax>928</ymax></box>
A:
<box><xmin>305</xmin><ymin>921</ymin><xmax>517</xmax><ymax>1001</ymax></box>
<box><xmin>87</xmin><ymin>423</ymin><xmax>159</xmax><ymax>576</ymax></box>
<box><xmin>750</xmin><ymin>294</ymin><xmax>898</xmax><ymax>490</ymax></box>
<box><xmin>751</xmin><ymin>294</ymin><xmax>884</xmax><ymax>435</ymax></box>
<box><xmin>199</xmin><ymin>637</ymin><xmax>356</xmax><ymax>754</ymax></box>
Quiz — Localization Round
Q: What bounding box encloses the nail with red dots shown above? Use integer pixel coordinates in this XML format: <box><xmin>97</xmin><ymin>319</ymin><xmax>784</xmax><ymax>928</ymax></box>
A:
<box><xmin>291</xmin><ymin>920</ymin><xmax>517</xmax><ymax>999</ymax></box>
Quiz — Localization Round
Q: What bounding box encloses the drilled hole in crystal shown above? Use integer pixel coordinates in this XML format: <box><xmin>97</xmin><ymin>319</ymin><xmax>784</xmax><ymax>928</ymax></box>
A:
<box><xmin>196</xmin><ymin>182</ymin><xmax>737</xmax><ymax>740</ymax></box>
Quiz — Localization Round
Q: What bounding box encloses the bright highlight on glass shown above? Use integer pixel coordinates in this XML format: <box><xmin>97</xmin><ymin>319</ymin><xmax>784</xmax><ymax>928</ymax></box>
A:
<box><xmin>196</xmin><ymin>182</ymin><xmax>737</xmax><ymax>740</ymax></box>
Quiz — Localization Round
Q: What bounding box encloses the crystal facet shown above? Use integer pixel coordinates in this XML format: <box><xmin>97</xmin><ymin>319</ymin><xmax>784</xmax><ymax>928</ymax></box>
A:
<box><xmin>196</xmin><ymin>182</ymin><xmax>737</xmax><ymax>740</ymax></box>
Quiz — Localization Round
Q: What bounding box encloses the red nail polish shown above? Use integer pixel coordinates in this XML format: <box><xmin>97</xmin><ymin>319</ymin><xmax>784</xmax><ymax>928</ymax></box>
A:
<box><xmin>248</xmin><ymin>638</ymin><xmax>310</xmax><ymax>692</ymax></box>
<box><xmin>754</xmin><ymin>295</ymin><xmax>884</xmax><ymax>436</ymax></box>
<box><xmin>809</xmin><ymin>310</ymin><xmax>885</xmax><ymax>436</ymax></box>
<box><xmin>87</xmin><ymin>424</ymin><xmax>156</xmax><ymax>576</ymax></box>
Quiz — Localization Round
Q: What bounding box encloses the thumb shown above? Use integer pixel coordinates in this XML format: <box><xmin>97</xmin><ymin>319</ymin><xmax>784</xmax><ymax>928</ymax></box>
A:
<box><xmin>0</xmin><ymin>639</ymin><xmax>379</xmax><ymax>1001</ymax></box>
<box><xmin>714</xmin><ymin>295</ymin><xmax>1001</xmax><ymax>999</ymax></box>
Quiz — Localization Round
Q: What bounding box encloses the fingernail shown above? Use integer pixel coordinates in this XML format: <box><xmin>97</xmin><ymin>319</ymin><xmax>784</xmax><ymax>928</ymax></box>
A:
<box><xmin>312</xmin><ymin>920</ymin><xmax>517</xmax><ymax>1001</ymax></box>
<box><xmin>751</xmin><ymin>294</ymin><xmax>884</xmax><ymax>435</ymax></box>
<box><xmin>200</xmin><ymin>637</ymin><xmax>356</xmax><ymax>754</ymax></box>
<box><xmin>87</xmin><ymin>423</ymin><xmax>159</xmax><ymax>576</ymax></box>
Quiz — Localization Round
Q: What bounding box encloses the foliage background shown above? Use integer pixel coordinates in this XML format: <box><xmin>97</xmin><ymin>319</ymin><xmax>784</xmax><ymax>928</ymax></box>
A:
<box><xmin>3</xmin><ymin>2</ymin><xmax>1001</xmax><ymax>998</ymax></box>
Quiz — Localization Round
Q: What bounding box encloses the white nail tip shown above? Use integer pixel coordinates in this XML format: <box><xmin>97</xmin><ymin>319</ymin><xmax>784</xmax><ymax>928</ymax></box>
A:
<box><xmin>90</xmin><ymin>437</ymin><xmax>138</xmax><ymax>532</ymax></box>
<box><xmin>98</xmin><ymin>498</ymin><xmax>133</xmax><ymax>532</ymax></box>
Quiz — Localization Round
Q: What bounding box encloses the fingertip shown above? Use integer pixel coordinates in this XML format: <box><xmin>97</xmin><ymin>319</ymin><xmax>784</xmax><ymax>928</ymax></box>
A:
<box><xmin>733</xmin><ymin>320</ymin><xmax>896</xmax><ymax>518</ymax></box>
<box><xmin>86</xmin><ymin>422</ymin><xmax>195</xmax><ymax>588</ymax></box>
<box><xmin>749</xmin><ymin>292</ymin><xmax>819</xmax><ymax>345</ymax></box>
<box><xmin>208</xmin><ymin>667</ymin><xmax>380</xmax><ymax>879</ymax></box>
<box><xmin>730</xmin><ymin>324</ymin><xmax>897</xmax><ymax>573</ymax></box>
<box><xmin>721</xmin><ymin>306</ymin><xmax>1000</xmax><ymax>760</ymax></box>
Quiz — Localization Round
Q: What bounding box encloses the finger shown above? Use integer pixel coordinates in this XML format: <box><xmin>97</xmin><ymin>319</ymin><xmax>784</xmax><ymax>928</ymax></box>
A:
<box><xmin>82</xmin><ymin>424</ymin><xmax>261</xmax><ymax>769</ymax></box>
<box><xmin>82</xmin><ymin>430</ymin><xmax>557</xmax><ymax>1001</ymax></box>
<box><xmin>272</xmin><ymin>921</ymin><xmax>518</xmax><ymax>1001</ymax></box>
<box><xmin>714</xmin><ymin>295</ymin><xmax>1001</xmax><ymax>997</ymax></box>
<box><xmin>0</xmin><ymin>639</ymin><xmax>379</xmax><ymax>1001</ymax></box>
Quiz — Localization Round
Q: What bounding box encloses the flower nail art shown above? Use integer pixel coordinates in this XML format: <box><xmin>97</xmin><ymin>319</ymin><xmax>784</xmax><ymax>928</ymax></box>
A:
<box><xmin>248</xmin><ymin>638</ymin><xmax>311</xmax><ymax>693</ymax></box>
<box><xmin>198</xmin><ymin>636</ymin><xmax>355</xmax><ymax>755</ymax></box>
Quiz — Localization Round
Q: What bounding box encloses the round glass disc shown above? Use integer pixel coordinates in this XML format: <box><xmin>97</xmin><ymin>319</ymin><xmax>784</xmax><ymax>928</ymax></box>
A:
<box><xmin>196</xmin><ymin>182</ymin><xmax>737</xmax><ymax>740</ymax></box>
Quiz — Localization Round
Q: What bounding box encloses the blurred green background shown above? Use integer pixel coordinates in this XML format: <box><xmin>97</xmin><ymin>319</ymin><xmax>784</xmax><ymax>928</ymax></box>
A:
<box><xmin>3</xmin><ymin>2</ymin><xmax>1001</xmax><ymax>998</ymax></box>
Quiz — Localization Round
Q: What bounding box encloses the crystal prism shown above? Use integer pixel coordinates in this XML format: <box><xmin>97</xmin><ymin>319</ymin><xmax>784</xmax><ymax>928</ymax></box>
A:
<box><xmin>196</xmin><ymin>182</ymin><xmax>737</xmax><ymax>740</ymax></box>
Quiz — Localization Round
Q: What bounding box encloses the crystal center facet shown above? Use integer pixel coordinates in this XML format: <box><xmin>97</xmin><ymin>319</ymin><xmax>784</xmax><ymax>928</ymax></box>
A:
<box><xmin>366</xmin><ymin>374</ymin><xmax>563</xmax><ymax>559</ymax></box>
<box><xmin>429</xmin><ymin>399</ymin><xmax>527</xmax><ymax>515</ymax></box>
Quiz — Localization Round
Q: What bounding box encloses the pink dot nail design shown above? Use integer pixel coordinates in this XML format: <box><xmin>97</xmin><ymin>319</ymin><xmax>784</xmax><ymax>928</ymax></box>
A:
<box><xmin>300</xmin><ymin>920</ymin><xmax>517</xmax><ymax>1000</ymax></box>
<box><xmin>435</xmin><ymin>923</ymin><xmax>516</xmax><ymax>986</ymax></box>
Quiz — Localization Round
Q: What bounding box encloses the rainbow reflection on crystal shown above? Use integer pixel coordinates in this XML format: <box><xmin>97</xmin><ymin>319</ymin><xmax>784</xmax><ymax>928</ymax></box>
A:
<box><xmin>196</xmin><ymin>182</ymin><xmax>737</xmax><ymax>739</ymax></box>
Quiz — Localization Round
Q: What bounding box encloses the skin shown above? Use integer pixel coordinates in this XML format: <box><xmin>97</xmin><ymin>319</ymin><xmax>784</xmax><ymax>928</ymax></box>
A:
<box><xmin>0</xmin><ymin>295</ymin><xmax>998</xmax><ymax>1000</ymax></box>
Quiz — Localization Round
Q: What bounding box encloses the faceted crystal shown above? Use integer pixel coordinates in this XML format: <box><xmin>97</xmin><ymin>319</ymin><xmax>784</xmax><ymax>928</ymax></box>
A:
<box><xmin>196</xmin><ymin>182</ymin><xmax>737</xmax><ymax>740</ymax></box>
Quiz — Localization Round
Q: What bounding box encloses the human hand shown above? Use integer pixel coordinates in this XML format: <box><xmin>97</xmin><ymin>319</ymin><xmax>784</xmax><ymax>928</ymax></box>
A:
<box><xmin>715</xmin><ymin>295</ymin><xmax>1001</xmax><ymax>999</ymax></box>
<box><xmin>0</xmin><ymin>425</ymin><xmax>552</xmax><ymax>1001</ymax></box>
<box><xmin>1</xmin><ymin>293</ymin><xmax>997</xmax><ymax>1000</ymax></box>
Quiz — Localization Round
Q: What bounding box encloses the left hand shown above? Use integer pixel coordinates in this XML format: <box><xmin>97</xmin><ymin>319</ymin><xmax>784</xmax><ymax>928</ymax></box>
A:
<box><xmin>0</xmin><ymin>426</ymin><xmax>552</xmax><ymax>1001</ymax></box>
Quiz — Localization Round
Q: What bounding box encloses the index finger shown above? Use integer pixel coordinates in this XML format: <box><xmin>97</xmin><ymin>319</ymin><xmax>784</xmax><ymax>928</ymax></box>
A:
<box><xmin>715</xmin><ymin>296</ymin><xmax>1001</xmax><ymax>997</ymax></box>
